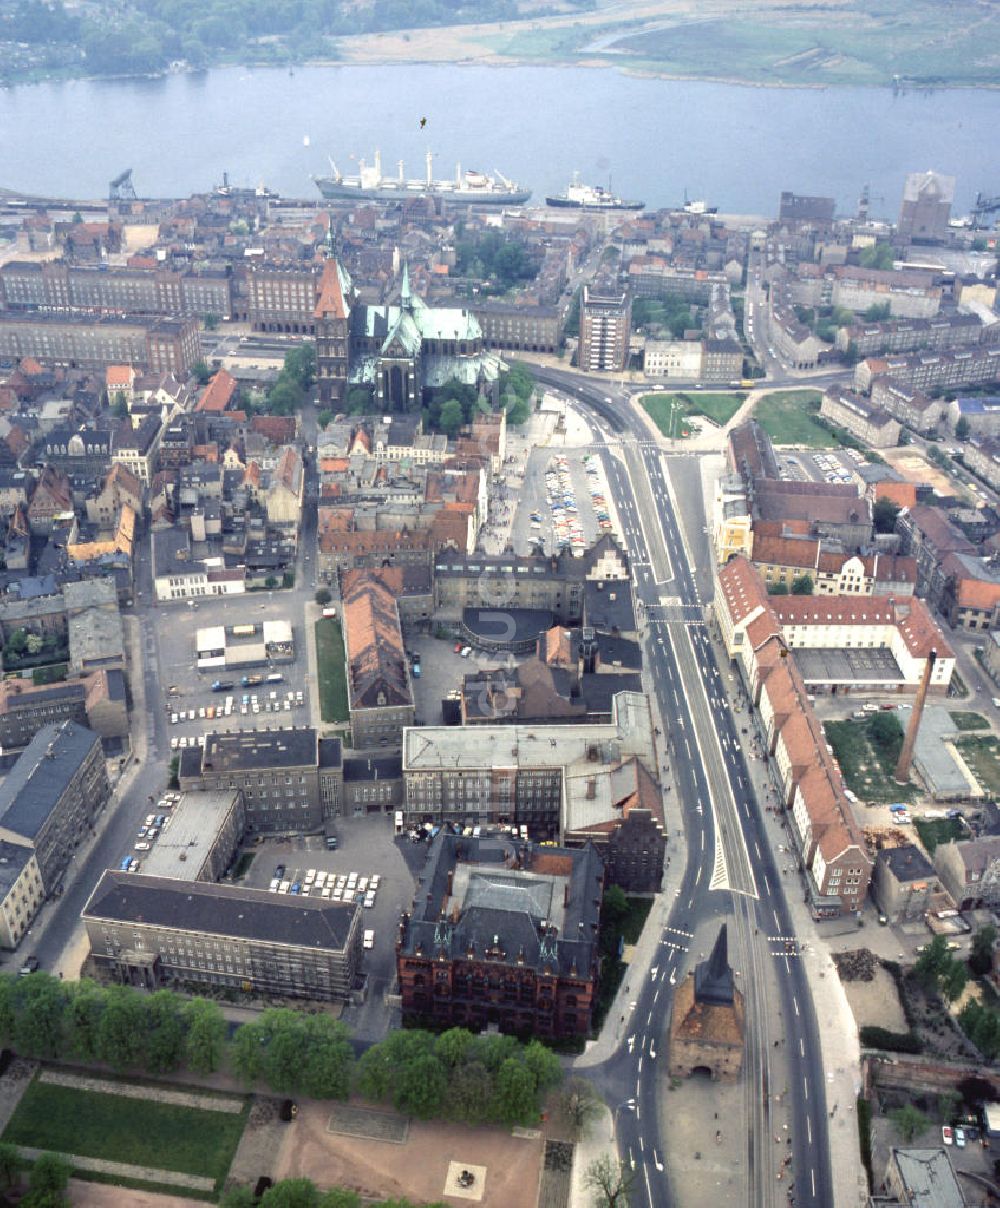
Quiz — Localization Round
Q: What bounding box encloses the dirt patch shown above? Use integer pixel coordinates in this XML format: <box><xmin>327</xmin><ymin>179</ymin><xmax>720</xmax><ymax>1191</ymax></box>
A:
<box><xmin>840</xmin><ymin>965</ymin><xmax>907</xmax><ymax>1033</ymax></box>
<box><xmin>69</xmin><ymin>1183</ymin><xmax>205</xmax><ymax>1208</ymax></box>
<box><xmin>274</xmin><ymin>1098</ymin><xmax>544</xmax><ymax>1207</ymax></box>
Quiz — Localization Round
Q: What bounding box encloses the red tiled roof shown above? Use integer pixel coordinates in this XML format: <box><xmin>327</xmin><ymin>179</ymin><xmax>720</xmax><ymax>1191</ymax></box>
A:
<box><xmin>194</xmin><ymin>369</ymin><xmax>237</xmax><ymax>414</ymax></box>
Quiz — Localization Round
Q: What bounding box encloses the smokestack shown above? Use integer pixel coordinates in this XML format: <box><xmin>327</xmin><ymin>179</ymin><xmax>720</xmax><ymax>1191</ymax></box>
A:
<box><xmin>894</xmin><ymin>649</ymin><xmax>936</xmax><ymax>783</ymax></box>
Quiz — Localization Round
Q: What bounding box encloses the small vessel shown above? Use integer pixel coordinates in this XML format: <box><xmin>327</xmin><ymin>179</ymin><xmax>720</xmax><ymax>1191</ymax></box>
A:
<box><xmin>545</xmin><ymin>172</ymin><xmax>644</xmax><ymax>211</ymax></box>
<box><xmin>314</xmin><ymin>149</ymin><xmax>530</xmax><ymax>206</ymax></box>
<box><xmin>303</xmin><ymin>134</ymin><xmax>311</xmax><ymax>147</ymax></box>
<box><xmin>681</xmin><ymin>191</ymin><xmax>718</xmax><ymax>215</ymax></box>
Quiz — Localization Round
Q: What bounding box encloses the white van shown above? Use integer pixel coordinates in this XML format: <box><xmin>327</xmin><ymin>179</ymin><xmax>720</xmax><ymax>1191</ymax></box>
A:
<box><xmin>363</xmin><ymin>929</ymin><xmax>375</xmax><ymax>950</ymax></box>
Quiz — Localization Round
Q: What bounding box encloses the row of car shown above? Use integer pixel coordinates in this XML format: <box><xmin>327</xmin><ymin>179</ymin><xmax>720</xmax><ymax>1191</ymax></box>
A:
<box><xmin>267</xmin><ymin>865</ymin><xmax>381</xmax><ymax>909</ymax></box>
<box><xmin>170</xmin><ymin>690</ymin><xmax>305</xmax><ymax>726</ymax></box>
<box><xmin>543</xmin><ymin>454</ymin><xmax>587</xmax><ymax>555</ymax></box>
<box><xmin>811</xmin><ymin>451</ymin><xmax>857</xmax><ymax>484</ymax></box>
<box><xmin>582</xmin><ymin>453</ymin><xmax>614</xmax><ymax>535</ymax></box>
<box><xmin>119</xmin><ymin>793</ymin><xmax>180</xmax><ymax>870</ymax></box>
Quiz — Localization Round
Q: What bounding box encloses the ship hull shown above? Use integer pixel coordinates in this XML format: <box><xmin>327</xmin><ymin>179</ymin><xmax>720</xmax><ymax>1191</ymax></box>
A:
<box><xmin>545</xmin><ymin>195</ymin><xmax>645</xmax><ymax>211</ymax></box>
<box><xmin>315</xmin><ymin>177</ymin><xmax>530</xmax><ymax>206</ymax></box>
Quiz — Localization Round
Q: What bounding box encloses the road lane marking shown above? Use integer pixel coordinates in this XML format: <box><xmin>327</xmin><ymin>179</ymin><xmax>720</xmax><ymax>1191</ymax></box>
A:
<box><xmin>807</xmin><ymin>1116</ymin><xmax>812</xmax><ymax>1144</ymax></box>
<box><xmin>793</xmin><ymin>995</ymin><xmax>800</xmax><ymax>1017</ymax></box>
<box><xmin>803</xmin><ymin>1076</ymin><xmax>809</xmax><ymax>1101</ymax></box>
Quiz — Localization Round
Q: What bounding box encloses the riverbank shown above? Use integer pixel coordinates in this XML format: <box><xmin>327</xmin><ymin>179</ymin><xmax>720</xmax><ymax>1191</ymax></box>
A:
<box><xmin>1</xmin><ymin>0</ymin><xmax>999</xmax><ymax>93</ymax></box>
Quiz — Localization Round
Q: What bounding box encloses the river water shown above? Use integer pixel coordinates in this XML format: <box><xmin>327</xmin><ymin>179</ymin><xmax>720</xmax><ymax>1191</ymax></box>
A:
<box><xmin>0</xmin><ymin>63</ymin><xmax>997</xmax><ymax>217</ymax></box>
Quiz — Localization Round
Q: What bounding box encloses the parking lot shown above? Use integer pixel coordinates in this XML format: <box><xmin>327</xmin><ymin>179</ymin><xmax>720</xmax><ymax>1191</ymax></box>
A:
<box><xmin>408</xmin><ymin>630</ymin><xmax>521</xmax><ymax>725</ymax></box>
<box><xmin>154</xmin><ymin>591</ymin><xmax>313</xmax><ymax>747</ymax></box>
<box><xmin>240</xmin><ymin>815</ymin><xmax>419</xmax><ymax>989</ymax></box>
<box><xmin>779</xmin><ymin>448</ymin><xmax>865</xmax><ymax>485</ymax></box>
<box><xmin>509</xmin><ymin>447</ymin><xmax>616</xmax><ymax>557</ymax></box>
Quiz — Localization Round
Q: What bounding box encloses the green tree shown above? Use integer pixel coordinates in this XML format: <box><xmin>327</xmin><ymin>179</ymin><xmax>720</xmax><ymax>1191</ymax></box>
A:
<box><xmin>868</xmin><ymin>710</ymin><xmax>903</xmax><ymax>753</ymax></box>
<box><xmin>145</xmin><ymin>989</ymin><xmax>186</xmax><ymax>1074</ymax></box>
<box><xmin>584</xmin><ymin>1153</ymin><xmax>635</xmax><ymax>1208</ymax></box>
<box><xmin>346</xmin><ymin>386</ymin><xmax>372</xmax><ymax>414</ymax></box>
<box><xmin>168</xmin><ymin>754</ymin><xmax>180</xmax><ymax>790</ymax></box>
<box><xmin>523</xmin><ymin>1039</ymin><xmax>562</xmax><ymax>1095</ymax></box>
<box><xmin>446</xmin><ymin>1060</ymin><xmax>493</xmax><ymax>1125</ymax></box>
<box><xmin>319</xmin><ymin>1190</ymin><xmax>362</xmax><ymax>1208</ymax></box>
<box><xmin>298</xmin><ymin>1016</ymin><xmax>353</xmax><ymax>1100</ymax></box>
<box><xmin>915</xmin><ymin>935</ymin><xmax>952</xmax><ymax>990</ymax></box>
<box><xmin>26</xmin><ymin>1152</ymin><xmax>72</xmax><ymax>1199</ymax></box>
<box><xmin>601</xmin><ymin>884</ymin><xmax>628</xmax><ymax>931</ymax></box>
<box><xmin>267</xmin><ymin>379</ymin><xmax>304</xmax><ymax>416</ymax></box>
<box><xmin>434</xmin><ymin>1027</ymin><xmax>475</xmax><ymax>1069</ymax></box>
<box><xmin>970</xmin><ymin>924</ymin><xmax>997</xmax><ymax>976</ymax></box>
<box><xmin>493</xmin><ymin>1057</ymin><xmax>538</xmax><ymax>1126</ymax></box>
<box><xmin>12</xmin><ymin>975</ymin><xmax>68</xmax><ymax>1059</ymax></box>
<box><xmin>890</xmin><ymin>1103</ymin><xmax>929</xmax><ymax>1143</ymax></box>
<box><xmin>355</xmin><ymin>1041</ymin><xmax>394</xmax><ymax>1102</ymax></box>
<box><xmin>317</xmin><ymin>409</ymin><xmax>333</xmax><ymax>429</ymax></box>
<box><xmin>260</xmin><ymin>1180</ymin><xmax>321</xmax><ymax>1208</ymax></box>
<box><xmin>956</xmin><ymin>416</ymin><xmax>971</xmax><ymax>441</ymax></box>
<box><xmin>315</xmin><ymin>588</ymin><xmax>332</xmax><ymax>607</ymax></box>
<box><xmin>25</xmin><ymin>633</ymin><xmax>43</xmax><ymax>655</ymax></box>
<box><xmin>768</xmin><ymin>582</ymin><xmax>789</xmax><ymax>595</ymax></box>
<box><xmin>942</xmin><ymin>960</ymin><xmax>968</xmax><ymax>1003</ymax></box>
<box><xmin>791</xmin><ymin>574</ymin><xmax>814</xmax><ymax>595</ymax></box>
<box><xmin>859</xmin><ymin>243</ymin><xmax>895</xmax><ymax>271</ymax></box>
<box><xmin>393</xmin><ymin>1051</ymin><xmax>447</xmax><ymax>1118</ymax></box>
<box><xmin>204</xmin><ymin>313</ymin><xmax>221</xmax><ymax>331</ymax></box>
<box><xmin>230</xmin><ymin>1017</ymin><xmax>268</xmax><ymax>1085</ymax></box>
<box><xmin>109</xmin><ymin>392</ymin><xmax>129</xmax><ymax>419</ymax></box>
<box><xmin>557</xmin><ymin>1077</ymin><xmax>603</xmax><ymax>1139</ymax></box>
<box><xmin>220</xmin><ymin>1188</ymin><xmax>257</xmax><ymax>1208</ymax></box>
<box><xmin>5</xmin><ymin>628</ymin><xmax>27</xmax><ymax>657</ymax></box>
<box><xmin>97</xmin><ymin>984</ymin><xmax>148</xmax><ymax>1070</ymax></box>
<box><xmin>504</xmin><ymin>395</ymin><xmax>530</xmax><ymax>425</ymax></box>
<box><xmin>0</xmin><ymin>974</ymin><xmax>16</xmax><ymax>1044</ymax></box>
<box><xmin>184</xmin><ymin>998</ymin><xmax>227</xmax><ymax>1075</ymax></box>
<box><xmin>64</xmin><ymin>979</ymin><xmax>107</xmax><ymax>1061</ymax></box>
<box><xmin>192</xmin><ymin>359</ymin><xmax>212</xmax><ymax>385</ymax></box>
<box><xmin>437</xmin><ymin>398</ymin><xmax>465</xmax><ymax>436</ymax></box>
<box><xmin>862</xmin><ymin>301</ymin><xmax>892</xmax><ymax>322</ymax></box>
<box><xmin>873</xmin><ymin>497</ymin><xmax>901</xmax><ymax>535</ymax></box>
<box><xmin>0</xmin><ymin>1141</ymin><xmax>23</xmax><ymax>1190</ymax></box>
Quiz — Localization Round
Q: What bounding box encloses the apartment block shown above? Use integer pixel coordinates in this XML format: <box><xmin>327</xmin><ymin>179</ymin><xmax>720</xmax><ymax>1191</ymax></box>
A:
<box><xmin>819</xmin><ymin>387</ymin><xmax>901</xmax><ymax>449</ymax></box>
<box><xmin>578</xmin><ymin>283</ymin><xmax>631</xmax><ymax>372</ymax></box>
<box><xmin>0</xmin><ymin>721</ymin><xmax>110</xmax><ymax>893</ymax></box>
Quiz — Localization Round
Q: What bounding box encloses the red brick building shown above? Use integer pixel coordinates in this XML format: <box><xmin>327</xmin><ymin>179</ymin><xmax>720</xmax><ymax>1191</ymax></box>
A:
<box><xmin>396</xmin><ymin>834</ymin><xmax>603</xmax><ymax>1039</ymax></box>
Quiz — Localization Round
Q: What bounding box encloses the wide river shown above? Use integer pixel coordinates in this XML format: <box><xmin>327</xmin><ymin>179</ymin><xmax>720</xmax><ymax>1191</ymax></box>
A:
<box><xmin>0</xmin><ymin>63</ymin><xmax>997</xmax><ymax>217</ymax></box>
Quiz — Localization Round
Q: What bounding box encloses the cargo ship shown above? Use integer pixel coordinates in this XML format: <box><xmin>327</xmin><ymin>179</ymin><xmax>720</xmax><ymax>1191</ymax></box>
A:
<box><xmin>314</xmin><ymin>150</ymin><xmax>530</xmax><ymax>206</ymax></box>
<box><xmin>545</xmin><ymin>173</ymin><xmax>644</xmax><ymax>211</ymax></box>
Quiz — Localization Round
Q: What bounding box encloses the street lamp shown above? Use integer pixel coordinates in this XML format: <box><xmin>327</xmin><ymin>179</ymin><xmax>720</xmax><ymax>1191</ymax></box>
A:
<box><xmin>611</xmin><ymin>1098</ymin><xmax>637</xmax><ymax>1142</ymax></box>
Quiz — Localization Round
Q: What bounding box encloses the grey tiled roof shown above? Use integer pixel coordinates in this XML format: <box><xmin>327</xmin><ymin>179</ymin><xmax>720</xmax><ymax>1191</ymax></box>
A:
<box><xmin>0</xmin><ymin>721</ymin><xmax>99</xmax><ymax>840</ymax></box>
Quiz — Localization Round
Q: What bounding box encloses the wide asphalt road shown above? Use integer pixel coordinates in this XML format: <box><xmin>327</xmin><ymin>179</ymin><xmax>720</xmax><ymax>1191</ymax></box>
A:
<box><xmin>529</xmin><ymin>364</ymin><xmax>834</xmax><ymax>1208</ymax></box>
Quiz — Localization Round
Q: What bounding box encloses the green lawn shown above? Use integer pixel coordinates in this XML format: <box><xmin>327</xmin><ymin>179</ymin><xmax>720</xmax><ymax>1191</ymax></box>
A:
<box><xmin>751</xmin><ymin>389</ymin><xmax>830</xmax><ymax>447</ymax></box>
<box><xmin>315</xmin><ymin>617</ymin><xmax>349</xmax><ymax>724</ymax></box>
<box><xmin>949</xmin><ymin>711</ymin><xmax>991</xmax><ymax>733</ymax></box>
<box><xmin>642</xmin><ymin>391</ymin><xmax>744</xmax><ymax>436</ymax></box>
<box><xmin>913</xmin><ymin>817</ymin><xmax>964</xmax><ymax>855</ymax></box>
<box><xmin>957</xmin><ymin>736</ymin><xmax>1000</xmax><ymax>797</ymax></box>
<box><xmin>3</xmin><ymin>1078</ymin><xmax>247</xmax><ymax>1190</ymax></box>
<box><xmin>31</xmin><ymin>663</ymin><xmax>67</xmax><ymax>686</ymax></box>
<box><xmin>824</xmin><ymin>718</ymin><xmax>915</xmax><ymax>803</ymax></box>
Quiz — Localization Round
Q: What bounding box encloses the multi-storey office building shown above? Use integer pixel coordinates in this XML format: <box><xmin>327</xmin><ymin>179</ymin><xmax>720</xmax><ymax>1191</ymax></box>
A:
<box><xmin>84</xmin><ymin>872</ymin><xmax>362</xmax><ymax>1002</ymax></box>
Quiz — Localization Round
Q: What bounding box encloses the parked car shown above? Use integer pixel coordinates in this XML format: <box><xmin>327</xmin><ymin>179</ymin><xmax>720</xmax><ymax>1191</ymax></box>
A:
<box><xmin>942</xmin><ymin>1125</ymin><xmax>954</xmax><ymax>1145</ymax></box>
<box><xmin>363</xmin><ymin>929</ymin><xmax>375</xmax><ymax>950</ymax></box>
